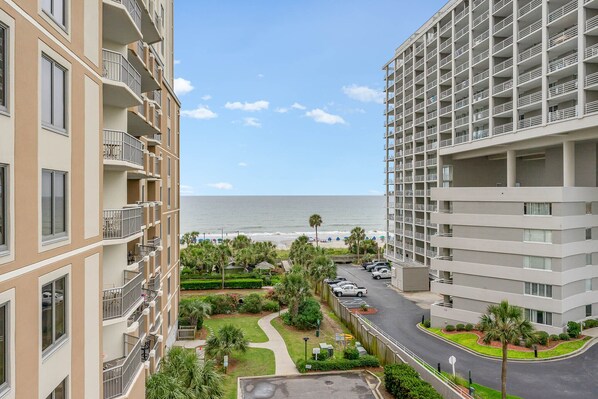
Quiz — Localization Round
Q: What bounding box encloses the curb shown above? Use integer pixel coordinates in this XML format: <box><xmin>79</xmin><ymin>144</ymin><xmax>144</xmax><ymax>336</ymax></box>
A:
<box><xmin>365</xmin><ymin>370</ymin><xmax>385</xmax><ymax>399</ymax></box>
<box><xmin>416</xmin><ymin>324</ymin><xmax>598</xmax><ymax>363</ymax></box>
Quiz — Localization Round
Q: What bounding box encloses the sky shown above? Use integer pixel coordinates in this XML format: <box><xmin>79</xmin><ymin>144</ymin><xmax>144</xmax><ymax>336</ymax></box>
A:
<box><xmin>174</xmin><ymin>0</ymin><xmax>447</xmax><ymax>196</ymax></box>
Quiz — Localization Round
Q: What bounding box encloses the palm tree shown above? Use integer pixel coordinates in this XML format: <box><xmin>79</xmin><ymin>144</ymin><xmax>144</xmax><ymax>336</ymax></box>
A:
<box><xmin>308</xmin><ymin>254</ymin><xmax>336</xmax><ymax>296</ymax></box>
<box><xmin>214</xmin><ymin>244</ymin><xmax>232</xmax><ymax>289</ymax></box>
<box><xmin>309</xmin><ymin>214</ymin><xmax>323</xmax><ymax>247</ymax></box>
<box><xmin>479</xmin><ymin>300</ymin><xmax>535</xmax><ymax>399</ymax></box>
<box><xmin>348</xmin><ymin>227</ymin><xmax>366</xmax><ymax>264</ymax></box>
<box><xmin>180</xmin><ymin>300</ymin><xmax>212</xmax><ymax>329</ymax></box>
<box><xmin>205</xmin><ymin>324</ymin><xmax>249</xmax><ymax>367</ymax></box>
<box><xmin>289</xmin><ymin>235</ymin><xmax>316</xmax><ymax>268</ymax></box>
<box><xmin>146</xmin><ymin>372</ymin><xmax>187</xmax><ymax>399</ymax></box>
<box><xmin>279</xmin><ymin>271</ymin><xmax>312</xmax><ymax>319</ymax></box>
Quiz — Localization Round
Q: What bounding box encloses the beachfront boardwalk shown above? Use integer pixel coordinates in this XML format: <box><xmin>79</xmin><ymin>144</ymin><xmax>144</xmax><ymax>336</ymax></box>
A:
<box><xmin>248</xmin><ymin>310</ymin><xmax>299</xmax><ymax>375</ymax></box>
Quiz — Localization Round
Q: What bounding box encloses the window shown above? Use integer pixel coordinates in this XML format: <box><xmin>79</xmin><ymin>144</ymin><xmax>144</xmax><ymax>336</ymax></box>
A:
<box><xmin>523</xmin><ymin>229</ymin><xmax>552</xmax><ymax>243</ymax></box>
<box><xmin>524</xmin><ymin>202</ymin><xmax>551</xmax><ymax>215</ymax></box>
<box><xmin>0</xmin><ymin>303</ymin><xmax>7</xmax><ymax>390</ymax></box>
<box><xmin>587</xmin><ymin>304</ymin><xmax>592</xmax><ymax>318</ymax></box>
<box><xmin>42</xmin><ymin>170</ymin><xmax>67</xmax><ymax>241</ymax></box>
<box><xmin>167</xmin><ymin>97</ymin><xmax>171</xmax><ymax>117</ymax></box>
<box><xmin>525</xmin><ymin>309</ymin><xmax>553</xmax><ymax>325</ymax></box>
<box><xmin>524</xmin><ymin>256</ymin><xmax>551</xmax><ymax>270</ymax></box>
<box><xmin>168</xmin><ymin>309</ymin><xmax>171</xmax><ymax>328</ymax></box>
<box><xmin>524</xmin><ymin>282</ymin><xmax>553</xmax><ymax>298</ymax></box>
<box><xmin>167</xmin><ymin>216</ymin><xmax>171</xmax><ymax>236</ymax></box>
<box><xmin>586</xmin><ymin>228</ymin><xmax>592</xmax><ymax>240</ymax></box>
<box><xmin>586</xmin><ymin>279</ymin><xmax>593</xmax><ymax>292</ymax></box>
<box><xmin>587</xmin><ymin>253</ymin><xmax>593</xmax><ymax>265</ymax></box>
<box><xmin>167</xmin><ymin>127</ymin><xmax>171</xmax><ymax>147</ymax></box>
<box><xmin>167</xmin><ymin>187</ymin><xmax>171</xmax><ymax>207</ymax></box>
<box><xmin>0</xmin><ymin>24</ymin><xmax>6</xmax><ymax>111</ymax></box>
<box><xmin>42</xmin><ymin>0</ymin><xmax>66</xmax><ymax>28</ymax></box>
<box><xmin>42</xmin><ymin>276</ymin><xmax>66</xmax><ymax>353</ymax></box>
<box><xmin>167</xmin><ymin>246</ymin><xmax>171</xmax><ymax>266</ymax></box>
<box><xmin>46</xmin><ymin>378</ymin><xmax>66</xmax><ymax>399</ymax></box>
<box><xmin>586</xmin><ymin>203</ymin><xmax>593</xmax><ymax>215</ymax></box>
<box><xmin>167</xmin><ymin>158</ymin><xmax>171</xmax><ymax>177</ymax></box>
<box><xmin>41</xmin><ymin>55</ymin><xmax>66</xmax><ymax>132</ymax></box>
<box><xmin>0</xmin><ymin>165</ymin><xmax>6</xmax><ymax>251</ymax></box>
<box><xmin>167</xmin><ymin>276</ymin><xmax>171</xmax><ymax>296</ymax></box>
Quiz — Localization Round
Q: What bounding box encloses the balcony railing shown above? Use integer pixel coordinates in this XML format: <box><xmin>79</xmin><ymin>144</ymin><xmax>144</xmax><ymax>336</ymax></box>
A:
<box><xmin>549</xmin><ymin>0</ymin><xmax>577</xmax><ymax>24</ymax></box>
<box><xmin>493</xmin><ymin>0</ymin><xmax>511</xmax><ymax>13</ymax></box>
<box><xmin>548</xmin><ymin>79</ymin><xmax>577</xmax><ymax>98</ymax></box>
<box><xmin>494</xmin><ymin>14</ymin><xmax>513</xmax><ymax>33</ymax></box>
<box><xmin>519</xmin><ymin>0</ymin><xmax>541</xmax><ymax>18</ymax></box>
<box><xmin>108</xmin><ymin>0</ymin><xmax>142</xmax><ymax>30</ymax></box>
<box><xmin>103</xmin><ymin>271</ymin><xmax>143</xmax><ymax>320</ymax></box>
<box><xmin>586</xmin><ymin>71</ymin><xmax>598</xmax><ymax>87</ymax></box>
<box><xmin>494</xmin><ymin>57</ymin><xmax>513</xmax><ymax>74</ymax></box>
<box><xmin>519</xmin><ymin>43</ymin><xmax>542</xmax><ymax>63</ymax></box>
<box><xmin>518</xmin><ymin>90</ymin><xmax>542</xmax><ymax>106</ymax></box>
<box><xmin>103</xmin><ymin>130</ymin><xmax>144</xmax><ymax>167</ymax></box>
<box><xmin>518</xmin><ymin>115</ymin><xmax>542</xmax><ymax>129</ymax></box>
<box><xmin>493</xmin><ymin>36</ymin><xmax>513</xmax><ymax>53</ymax></box>
<box><xmin>585</xmin><ymin>100</ymin><xmax>598</xmax><ymax>114</ymax></box>
<box><xmin>103</xmin><ymin>334</ymin><xmax>142</xmax><ymax>399</ymax></box>
<box><xmin>519</xmin><ymin>66</ymin><xmax>542</xmax><ymax>84</ymax></box>
<box><xmin>494</xmin><ymin>122</ymin><xmax>513</xmax><ymax>135</ymax></box>
<box><xmin>493</xmin><ymin>79</ymin><xmax>513</xmax><ymax>93</ymax></box>
<box><xmin>494</xmin><ymin>101</ymin><xmax>513</xmax><ymax>114</ymax></box>
<box><xmin>586</xmin><ymin>43</ymin><xmax>598</xmax><ymax>59</ymax></box>
<box><xmin>103</xmin><ymin>207</ymin><xmax>143</xmax><ymax>240</ymax></box>
<box><xmin>102</xmin><ymin>49</ymin><xmax>141</xmax><ymax>97</ymax></box>
<box><xmin>548</xmin><ymin>105</ymin><xmax>578</xmax><ymax>122</ymax></box>
<box><xmin>549</xmin><ymin>52</ymin><xmax>578</xmax><ymax>73</ymax></box>
<box><xmin>548</xmin><ymin>25</ymin><xmax>578</xmax><ymax>49</ymax></box>
<box><xmin>587</xmin><ymin>14</ymin><xmax>598</xmax><ymax>32</ymax></box>
<box><xmin>519</xmin><ymin>20</ymin><xmax>542</xmax><ymax>40</ymax></box>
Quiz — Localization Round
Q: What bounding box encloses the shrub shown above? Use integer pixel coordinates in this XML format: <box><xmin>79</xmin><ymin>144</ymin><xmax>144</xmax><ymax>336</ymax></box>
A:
<box><xmin>524</xmin><ymin>338</ymin><xmax>534</xmax><ymax>349</ymax></box>
<box><xmin>549</xmin><ymin>334</ymin><xmax>560</xmax><ymax>342</ymax></box>
<box><xmin>559</xmin><ymin>333</ymin><xmax>570</xmax><ymax>341</ymax></box>
<box><xmin>360</xmin><ymin>303</ymin><xmax>369</xmax><ymax>311</ymax></box>
<box><xmin>535</xmin><ymin>331</ymin><xmax>549</xmax><ymax>346</ymax></box>
<box><xmin>383</xmin><ymin>364</ymin><xmax>443</xmax><ymax>399</ymax></box>
<box><xmin>297</xmin><ymin>355</ymin><xmax>379</xmax><ymax>372</ymax></box>
<box><xmin>314</xmin><ymin>350</ymin><xmax>329</xmax><ymax>361</ymax></box>
<box><xmin>201</xmin><ymin>294</ymin><xmax>238</xmax><ymax>315</ymax></box>
<box><xmin>422</xmin><ymin>320</ymin><xmax>431</xmax><ymax>328</ymax></box>
<box><xmin>583</xmin><ymin>319</ymin><xmax>598</xmax><ymax>329</ymax></box>
<box><xmin>343</xmin><ymin>347</ymin><xmax>360</xmax><ymax>360</ymax></box>
<box><xmin>464</xmin><ymin>323</ymin><xmax>474</xmax><ymax>332</ymax></box>
<box><xmin>181</xmin><ymin>278</ymin><xmax>263</xmax><ymax>291</ymax></box>
<box><xmin>445</xmin><ymin>325</ymin><xmax>455</xmax><ymax>332</ymax></box>
<box><xmin>262</xmin><ymin>300</ymin><xmax>280</xmax><ymax>312</ymax></box>
<box><xmin>239</xmin><ymin>293</ymin><xmax>263</xmax><ymax>314</ymax></box>
<box><xmin>456</xmin><ymin>324</ymin><xmax>465</xmax><ymax>332</ymax></box>
<box><xmin>289</xmin><ymin>298</ymin><xmax>323</xmax><ymax>330</ymax></box>
<box><xmin>567</xmin><ymin>321</ymin><xmax>581</xmax><ymax>338</ymax></box>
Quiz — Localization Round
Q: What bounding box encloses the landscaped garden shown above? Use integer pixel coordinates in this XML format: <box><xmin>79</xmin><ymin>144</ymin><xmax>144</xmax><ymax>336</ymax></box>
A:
<box><xmin>221</xmin><ymin>347</ymin><xmax>275</xmax><ymax>399</ymax></box>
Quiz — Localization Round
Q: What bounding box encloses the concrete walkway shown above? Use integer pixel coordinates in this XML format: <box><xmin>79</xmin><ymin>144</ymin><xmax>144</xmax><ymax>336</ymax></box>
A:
<box><xmin>584</xmin><ymin>327</ymin><xmax>598</xmax><ymax>337</ymax></box>
<box><xmin>249</xmin><ymin>310</ymin><xmax>299</xmax><ymax>375</ymax></box>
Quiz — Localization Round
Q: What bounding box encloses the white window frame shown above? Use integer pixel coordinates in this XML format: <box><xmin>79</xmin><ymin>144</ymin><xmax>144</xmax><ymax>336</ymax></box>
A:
<box><xmin>0</xmin><ymin>290</ymin><xmax>14</xmax><ymax>399</ymax></box>
<box><xmin>41</xmin><ymin>170</ymin><xmax>68</xmax><ymax>243</ymax></box>
<box><xmin>41</xmin><ymin>54</ymin><xmax>67</xmax><ymax>134</ymax></box>
<box><xmin>523</xmin><ymin>256</ymin><xmax>552</xmax><ymax>270</ymax></box>
<box><xmin>41</xmin><ymin>0</ymin><xmax>67</xmax><ymax>30</ymax></box>
<box><xmin>41</xmin><ymin>275</ymin><xmax>68</xmax><ymax>356</ymax></box>
<box><xmin>523</xmin><ymin>229</ymin><xmax>552</xmax><ymax>243</ymax></box>
<box><xmin>0</xmin><ymin>165</ymin><xmax>7</xmax><ymax>253</ymax></box>
<box><xmin>0</xmin><ymin>22</ymin><xmax>7</xmax><ymax>113</ymax></box>
<box><xmin>586</xmin><ymin>279</ymin><xmax>593</xmax><ymax>292</ymax></box>
<box><xmin>45</xmin><ymin>377</ymin><xmax>67</xmax><ymax>399</ymax></box>
<box><xmin>525</xmin><ymin>309</ymin><xmax>553</xmax><ymax>326</ymax></box>
<box><xmin>524</xmin><ymin>282</ymin><xmax>553</xmax><ymax>298</ymax></box>
<box><xmin>524</xmin><ymin>202</ymin><xmax>552</xmax><ymax>216</ymax></box>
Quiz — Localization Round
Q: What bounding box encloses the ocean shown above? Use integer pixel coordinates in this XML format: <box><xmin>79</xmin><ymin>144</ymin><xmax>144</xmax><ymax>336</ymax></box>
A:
<box><xmin>180</xmin><ymin>196</ymin><xmax>386</xmax><ymax>247</ymax></box>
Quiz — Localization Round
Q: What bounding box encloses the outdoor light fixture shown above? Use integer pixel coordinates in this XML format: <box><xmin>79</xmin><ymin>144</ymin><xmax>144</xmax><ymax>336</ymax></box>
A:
<box><xmin>303</xmin><ymin>337</ymin><xmax>309</xmax><ymax>362</ymax></box>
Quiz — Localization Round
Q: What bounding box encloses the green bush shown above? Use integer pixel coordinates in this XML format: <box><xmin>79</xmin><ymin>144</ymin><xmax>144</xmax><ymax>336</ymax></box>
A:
<box><xmin>201</xmin><ymin>294</ymin><xmax>239</xmax><ymax>315</ymax></box>
<box><xmin>445</xmin><ymin>325</ymin><xmax>455</xmax><ymax>332</ymax></box>
<box><xmin>289</xmin><ymin>298</ymin><xmax>323</xmax><ymax>330</ymax></box>
<box><xmin>343</xmin><ymin>347</ymin><xmax>360</xmax><ymax>360</ymax></box>
<box><xmin>567</xmin><ymin>321</ymin><xmax>581</xmax><ymax>338</ymax></box>
<box><xmin>239</xmin><ymin>293</ymin><xmax>263</xmax><ymax>314</ymax></box>
<box><xmin>464</xmin><ymin>323</ymin><xmax>474</xmax><ymax>332</ymax></box>
<box><xmin>314</xmin><ymin>350</ymin><xmax>329</xmax><ymax>361</ymax></box>
<box><xmin>383</xmin><ymin>364</ymin><xmax>443</xmax><ymax>399</ymax></box>
<box><xmin>524</xmin><ymin>338</ymin><xmax>534</xmax><ymax>349</ymax></box>
<box><xmin>456</xmin><ymin>324</ymin><xmax>465</xmax><ymax>332</ymax></box>
<box><xmin>583</xmin><ymin>319</ymin><xmax>598</xmax><ymax>329</ymax></box>
<box><xmin>262</xmin><ymin>300</ymin><xmax>280</xmax><ymax>312</ymax></box>
<box><xmin>422</xmin><ymin>320</ymin><xmax>431</xmax><ymax>328</ymax></box>
<box><xmin>181</xmin><ymin>278</ymin><xmax>263</xmax><ymax>291</ymax></box>
<box><xmin>549</xmin><ymin>334</ymin><xmax>560</xmax><ymax>342</ymax></box>
<box><xmin>535</xmin><ymin>331</ymin><xmax>549</xmax><ymax>346</ymax></box>
<box><xmin>297</xmin><ymin>355</ymin><xmax>379</xmax><ymax>372</ymax></box>
<box><xmin>559</xmin><ymin>333</ymin><xmax>570</xmax><ymax>341</ymax></box>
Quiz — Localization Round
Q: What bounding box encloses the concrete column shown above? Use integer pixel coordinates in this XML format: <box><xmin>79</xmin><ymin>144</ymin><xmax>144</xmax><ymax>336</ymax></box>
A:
<box><xmin>563</xmin><ymin>141</ymin><xmax>575</xmax><ymax>187</ymax></box>
<box><xmin>507</xmin><ymin>150</ymin><xmax>516</xmax><ymax>187</ymax></box>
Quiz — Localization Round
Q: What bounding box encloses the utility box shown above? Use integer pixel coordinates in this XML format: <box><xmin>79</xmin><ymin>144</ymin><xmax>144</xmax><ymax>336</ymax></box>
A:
<box><xmin>391</xmin><ymin>263</ymin><xmax>430</xmax><ymax>292</ymax></box>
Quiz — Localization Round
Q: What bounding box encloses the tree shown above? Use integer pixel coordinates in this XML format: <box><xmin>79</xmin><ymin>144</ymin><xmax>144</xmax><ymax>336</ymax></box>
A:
<box><xmin>180</xmin><ymin>299</ymin><xmax>212</xmax><ymax>329</ymax></box>
<box><xmin>309</xmin><ymin>214</ymin><xmax>323</xmax><ymax>247</ymax></box>
<box><xmin>205</xmin><ymin>324</ymin><xmax>249</xmax><ymax>366</ymax></box>
<box><xmin>278</xmin><ymin>271</ymin><xmax>312</xmax><ymax>320</ymax></box>
<box><xmin>234</xmin><ymin>247</ymin><xmax>255</xmax><ymax>269</ymax></box>
<box><xmin>146</xmin><ymin>347</ymin><xmax>224</xmax><ymax>399</ymax></box>
<box><xmin>289</xmin><ymin>235</ymin><xmax>316</xmax><ymax>268</ymax></box>
<box><xmin>213</xmin><ymin>244</ymin><xmax>232</xmax><ymax>289</ymax></box>
<box><xmin>346</xmin><ymin>227</ymin><xmax>366</xmax><ymax>264</ymax></box>
<box><xmin>479</xmin><ymin>300</ymin><xmax>535</xmax><ymax>399</ymax></box>
<box><xmin>308</xmin><ymin>254</ymin><xmax>336</xmax><ymax>296</ymax></box>
<box><xmin>231</xmin><ymin>234</ymin><xmax>252</xmax><ymax>252</ymax></box>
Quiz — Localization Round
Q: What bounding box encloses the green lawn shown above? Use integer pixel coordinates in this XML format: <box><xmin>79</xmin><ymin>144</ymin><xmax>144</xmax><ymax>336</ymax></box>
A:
<box><xmin>471</xmin><ymin>383</ymin><xmax>525</xmax><ymax>399</ymax></box>
<box><xmin>222</xmin><ymin>347</ymin><xmax>275</xmax><ymax>399</ymax></box>
<box><xmin>428</xmin><ymin>327</ymin><xmax>590</xmax><ymax>359</ymax></box>
<box><xmin>204</xmin><ymin>314</ymin><xmax>269</xmax><ymax>343</ymax></box>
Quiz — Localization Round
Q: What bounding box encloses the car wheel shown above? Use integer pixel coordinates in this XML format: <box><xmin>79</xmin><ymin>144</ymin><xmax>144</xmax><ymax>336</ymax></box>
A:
<box><xmin>357</xmin><ymin>292</ymin><xmax>363</xmax><ymax>297</ymax></box>
<box><xmin>375</xmin><ymin>276</ymin><xmax>380</xmax><ymax>280</ymax></box>
<box><xmin>336</xmin><ymin>292</ymin><xmax>342</xmax><ymax>297</ymax></box>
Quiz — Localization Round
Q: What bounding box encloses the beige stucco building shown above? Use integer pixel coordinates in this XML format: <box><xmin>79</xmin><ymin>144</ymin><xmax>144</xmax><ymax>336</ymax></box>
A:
<box><xmin>0</xmin><ymin>0</ymin><xmax>181</xmax><ymax>397</ymax></box>
<box><xmin>384</xmin><ymin>0</ymin><xmax>598</xmax><ymax>334</ymax></box>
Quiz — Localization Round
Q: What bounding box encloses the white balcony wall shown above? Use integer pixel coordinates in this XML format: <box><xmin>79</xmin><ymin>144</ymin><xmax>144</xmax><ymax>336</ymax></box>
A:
<box><xmin>104</xmin><ymin>171</ymin><xmax>129</xmax><ymax>208</ymax></box>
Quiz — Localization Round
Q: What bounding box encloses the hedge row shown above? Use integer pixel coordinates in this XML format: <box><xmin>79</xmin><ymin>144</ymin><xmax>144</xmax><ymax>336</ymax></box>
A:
<box><xmin>296</xmin><ymin>355</ymin><xmax>379</xmax><ymax>372</ymax></box>
<box><xmin>181</xmin><ymin>278</ymin><xmax>263</xmax><ymax>290</ymax></box>
<box><xmin>384</xmin><ymin>364</ymin><xmax>443</xmax><ymax>399</ymax></box>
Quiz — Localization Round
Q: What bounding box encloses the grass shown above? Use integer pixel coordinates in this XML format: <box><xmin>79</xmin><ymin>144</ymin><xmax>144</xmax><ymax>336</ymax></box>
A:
<box><xmin>428</xmin><ymin>327</ymin><xmax>591</xmax><ymax>359</ymax></box>
<box><xmin>181</xmin><ymin>288</ymin><xmax>267</xmax><ymax>299</ymax></box>
<box><xmin>204</xmin><ymin>314</ymin><xmax>269</xmax><ymax>343</ymax></box>
<box><xmin>222</xmin><ymin>347</ymin><xmax>275</xmax><ymax>399</ymax></box>
<box><xmin>442</xmin><ymin>372</ymin><xmax>523</xmax><ymax>399</ymax></box>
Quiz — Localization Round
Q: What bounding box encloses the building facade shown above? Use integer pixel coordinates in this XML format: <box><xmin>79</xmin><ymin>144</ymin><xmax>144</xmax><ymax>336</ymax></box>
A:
<box><xmin>384</xmin><ymin>0</ymin><xmax>598</xmax><ymax>333</ymax></box>
<box><xmin>0</xmin><ymin>0</ymin><xmax>180</xmax><ymax>397</ymax></box>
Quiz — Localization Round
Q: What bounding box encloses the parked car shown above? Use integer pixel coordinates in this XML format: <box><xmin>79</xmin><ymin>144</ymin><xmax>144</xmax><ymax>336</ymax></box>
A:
<box><xmin>333</xmin><ymin>283</ymin><xmax>367</xmax><ymax>297</ymax></box>
<box><xmin>372</xmin><ymin>268</ymin><xmax>392</xmax><ymax>279</ymax></box>
<box><xmin>365</xmin><ymin>261</ymin><xmax>390</xmax><ymax>271</ymax></box>
<box><xmin>361</xmin><ymin>261</ymin><xmax>375</xmax><ymax>269</ymax></box>
<box><xmin>325</xmin><ymin>277</ymin><xmax>347</xmax><ymax>285</ymax></box>
<box><xmin>370</xmin><ymin>265</ymin><xmax>390</xmax><ymax>273</ymax></box>
<box><xmin>330</xmin><ymin>280</ymin><xmax>355</xmax><ymax>289</ymax></box>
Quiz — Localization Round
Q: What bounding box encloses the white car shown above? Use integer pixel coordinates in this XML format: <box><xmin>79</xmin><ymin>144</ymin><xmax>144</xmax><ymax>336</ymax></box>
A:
<box><xmin>330</xmin><ymin>280</ymin><xmax>354</xmax><ymax>289</ymax></box>
<box><xmin>372</xmin><ymin>268</ymin><xmax>391</xmax><ymax>280</ymax></box>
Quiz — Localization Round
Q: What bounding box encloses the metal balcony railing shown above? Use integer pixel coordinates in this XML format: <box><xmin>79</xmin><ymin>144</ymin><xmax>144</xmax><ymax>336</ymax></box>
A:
<box><xmin>519</xmin><ymin>0</ymin><xmax>541</xmax><ymax>18</ymax></box>
<box><xmin>493</xmin><ymin>36</ymin><xmax>513</xmax><ymax>53</ymax></box>
<box><xmin>548</xmin><ymin>25</ymin><xmax>578</xmax><ymax>49</ymax></box>
<box><xmin>149</xmin><ymin>271</ymin><xmax>161</xmax><ymax>291</ymax></box>
<box><xmin>103</xmin><ymin>130</ymin><xmax>144</xmax><ymax>167</ymax></box>
<box><xmin>586</xmin><ymin>71</ymin><xmax>598</xmax><ymax>87</ymax></box>
<box><xmin>473</xmin><ymin>11</ymin><xmax>489</xmax><ymax>28</ymax></box>
<box><xmin>494</xmin><ymin>122</ymin><xmax>512</xmax><ymax>134</ymax></box>
<box><xmin>519</xmin><ymin>20</ymin><xmax>542</xmax><ymax>40</ymax></box>
<box><xmin>108</xmin><ymin>0</ymin><xmax>141</xmax><ymax>30</ymax></box>
<box><xmin>494</xmin><ymin>58</ymin><xmax>513</xmax><ymax>74</ymax></box>
<box><xmin>548</xmin><ymin>52</ymin><xmax>577</xmax><ymax>73</ymax></box>
<box><xmin>103</xmin><ymin>207</ymin><xmax>143</xmax><ymax>240</ymax></box>
<box><xmin>518</xmin><ymin>90</ymin><xmax>542</xmax><ymax>106</ymax></box>
<box><xmin>585</xmin><ymin>100</ymin><xmax>598</xmax><ymax>114</ymax></box>
<box><xmin>455</xmin><ymin>61</ymin><xmax>469</xmax><ymax>75</ymax></box>
<box><xmin>494</xmin><ymin>14</ymin><xmax>513</xmax><ymax>33</ymax></box>
<box><xmin>494</xmin><ymin>101</ymin><xmax>513</xmax><ymax>115</ymax></box>
<box><xmin>548</xmin><ymin>105</ymin><xmax>578</xmax><ymax>122</ymax></box>
<box><xmin>473</xmin><ymin>30</ymin><xmax>489</xmax><ymax>47</ymax></box>
<box><xmin>549</xmin><ymin>0</ymin><xmax>577</xmax><ymax>24</ymax></box>
<box><xmin>154</xmin><ymin>203</ymin><xmax>161</xmax><ymax>221</ymax></box>
<box><xmin>103</xmin><ymin>334</ymin><xmax>142</xmax><ymax>399</ymax></box>
<box><xmin>473</xmin><ymin>70</ymin><xmax>489</xmax><ymax>84</ymax></box>
<box><xmin>440</xmin><ymin>138</ymin><xmax>452</xmax><ymax>147</ymax></box>
<box><xmin>586</xmin><ymin>43</ymin><xmax>598</xmax><ymax>59</ymax></box>
<box><xmin>455</xmin><ymin>79</ymin><xmax>470</xmax><ymax>92</ymax></box>
<box><xmin>519</xmin><ymin>43</ymin><xmax>542</xmax><ymax>63</ymax></box>
<box><xmin>494</xmin><ymin>0</ymin><xmax>511</xmax><ymax>13</ymax></box>
<box><xmin>548</xmin><ymin>79</ymin><xmax>577</xmax><ymax>98</ymax></box>
<box><xmin>103</xmin><ymin>271</ymin><xmax>143</xmax><ymax>320</ymax></box>
<box><xmin>455</xmin><ymin>7</ymin><xmax>469</xmax><ymax>23</ymax></box>
<box><xmin>587</xmin><ymin>14</ymin><xmax>598</xmax><ymax>32</ymax></box>
<box><xmin>102</xmin><ymin>49</ymin><xmax>141</xmax><ymax>97</ymax></box>
<box><xmin>519</xmin><ymin>67</ymin><xmax>542</xmax><ymax>84</ymax></box>
<box><xmin>493</xmin><ymin>79</ymin><xmax>513</xmax><ymax>93</ymax></box>
<box><xmin>518</xmin><ymin>115</ymin><xmax>542</xmax><ymax>129</ymax></box>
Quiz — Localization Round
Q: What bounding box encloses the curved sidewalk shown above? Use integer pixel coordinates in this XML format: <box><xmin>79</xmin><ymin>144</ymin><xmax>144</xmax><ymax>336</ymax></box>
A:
<box><xmin>248</xmin><ymin>310</ymin><xmax>299</xmax><ymax>375</ymax></box>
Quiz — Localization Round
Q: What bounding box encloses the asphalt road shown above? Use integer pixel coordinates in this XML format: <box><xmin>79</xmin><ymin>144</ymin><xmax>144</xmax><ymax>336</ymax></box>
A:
<box><xmin>336</xmin><ymin>264</ymin><xmax>598</xmax><ymax>399</ymax></box>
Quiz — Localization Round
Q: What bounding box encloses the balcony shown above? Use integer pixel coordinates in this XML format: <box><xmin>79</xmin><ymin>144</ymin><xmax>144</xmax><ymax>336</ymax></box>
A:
<box><xmin>587</xmin><ymin>14</ymin><xmax>598</xmax><ymax>34</ymax></box>
<box><xmin>102</xmin><ymin>49</ymin><xmax>142</xmax><ymax>108</ymax></box>
<box><xmin>586</xmin><ymin>71</ymin><xmax>598</xmax><ymax>89</ymax></box>
<box><xmin>518</xmin><ymin>43</ymin><xmax>542</xmax><ymax>64</ymax></box>
<box><xmin>518</xmin><ymin>66</ymin><xmax>542</xmax><ymax>86</ymax></box>
<box><xmin>103</xmin><ymin>207</ymin><xmax>143</xmax><ymax>241</ymax></box>
<box><xmin>146</xmin><ymin>133</ymin><xmax>162</xmax><ymax>147</ymax></box>
<box><xmin>103</xmin><ymin>334</ymin><xmax>142</xmax><ymax>399</ymax></box>
<box><xmin>548</xmin><ymin>52</ymin><xmax>578</xmax><ymax>75</ymax></box>
<box><xmin>127</xmin><ymin>41</ymin><xmax>160</xmax><ymax>93</ymax></box>
<box><xmin>493</xmin><ymin>0</ymin><xmax>512</xmax><ymax>15</ymax></box>
<box><xmin>128</xmin><ymin>98</ymin><xmax>160</xmax><ymax>137</ymax></box>
<box><xmin>518</xmin><ymin>90</ymin><xmax>542</xmax><ymax>108</ymax></box>
<box><xmin>494</xmin><ymin>15</ymin><xmax>513</xmax><ymax>36</ymax></box>
<box><xmin>548</xmin><ymin>105</ymin><xmax>578</xmax><ymax>122</ymax></box>
<box><xmin>103</xmin><ymin>130</ymin><xmax>144</xmax><ymax>170</ymax></box>
<box><xmin>518</xmin><ymin>114</ymin><xmax>542</xmax><ymax>129</ymax></box>
<box><xmin>548</xmin><ymin>26</ymin><xmax>578</xmax><ymax>50</ymax></box>
<box><xmin>103</xmin><ymin>0</ymin><xmax>142</xmax><ymax>45</ymax></box>
<box><xmin>548</xmin><ymin>79</ymin><xmax>577</xmax><ymax>99</ymax></box>
<box><xmin>493</xmin><ymin>79</ymin><xmax>513</xmax><ymax>95</ymax></box>
<box><xmin>493</xmin><ymin>58</ymin><xmax>513</xmax><ymax>76</ymax></box>
<box><xmin>518</xmin><ymin>0</ymin><xmax>541</xmax><ymax>19</ymax></box>
<box><xmin>138</xmin><ymin>0</ymin><xmax>163</xmax><ymax>44</ymax></box>
<box><xmin>548</xmin><ymin>0</ymin><xmax>577</xmax><ymax>25</ymax></box>
<box><xmin>493</xmin><ymin>101</ymin><xmax>513</xmax><ymax>116</ymax></box>
<box><xmin>103</xmin><ymin>271</ymin><xmax>143</xmax><ymax>320</ymax></box>
<box><xmin>518</xmin><ymin>20</ymin><xmax>542</xmax><ymax>42</ymax></box>
<box><xmin>493</xmin><ymin>36</ymin><xmax>513</xmax><ymax>55</ymax></box>
<box><xmin>494</xmin><ymin>122</ymin><xmax>513</xmax><ymax>135</ymax></box>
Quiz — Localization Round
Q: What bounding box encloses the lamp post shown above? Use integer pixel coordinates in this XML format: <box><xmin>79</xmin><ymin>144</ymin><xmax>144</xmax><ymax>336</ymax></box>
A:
<box><xmin>303</xmin><ymin>337</ymin><xmax>309</xmax><ymax>362</ymax></box>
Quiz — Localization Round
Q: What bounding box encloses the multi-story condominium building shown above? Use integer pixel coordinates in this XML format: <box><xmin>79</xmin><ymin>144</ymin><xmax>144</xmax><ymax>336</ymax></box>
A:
<box><xmin>384</xmin><ymin>0</ymin><xmax>598</xmax><ymax>333</ymax></box>
<box><xmin>0</xmin><ymin>0</ymin><xmax>181</xmax><ymax>397</ymax></box>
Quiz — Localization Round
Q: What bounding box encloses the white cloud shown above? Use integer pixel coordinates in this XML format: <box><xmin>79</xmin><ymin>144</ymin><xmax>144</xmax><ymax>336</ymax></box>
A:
<box><xmin>208</xmin><ymin>182</ymin><xmax>233</xmax><ymax>190</ymax></box>
<box><xmin>342</xmin><ymin>84</ymin><xmax>384</xmax><ymax>104</ymax></box>
<box><xmin>180</xmin><ymin>185</ymin><xmax>195</xmax><ymax>195</ymax></box>
<box><xmin>238</xmin><ymin>162</ymin><xmax>248</xmax><ymax>167</ymax></box>
<box><xmin>291</xmin><ymin>102</ymin><xmax>306</xmax><ymax>110</ymax></box>
<box><xmin>225</xmin><ymin>100</ymin><xmax>269</xmax><ymax>112</ymax></box>
<box><xmin>174</xmin><ymin>77</ymin><xmax>194</xmax><ymax>95</ymax></box>
<box><xmin>305</xmin><ymin>109</ymin><xmax>346</xmax><ymax>125</ymax></box>
<box><xmin>174</xmin><ymin>59</ymin><xmax>181</xmax><ymax>65</ymax></box>
<box><xmin>181</xmin><ymin>105</ymin><xmax>218</xmax><ymax>120</ymax></box>
<box><xmin>243</xmin><ymin>117</ymin><xmax>262</xmax><ymax>128</ymax></box>
<box><xmin>275</xmin><ymin>107</ymin><xmax>289</xmax><ymax>113</ymax></box>
<box><xmin>201</xmin><ymin>94</ymin><xmax>212</xmax><ymax>101</ymax></box>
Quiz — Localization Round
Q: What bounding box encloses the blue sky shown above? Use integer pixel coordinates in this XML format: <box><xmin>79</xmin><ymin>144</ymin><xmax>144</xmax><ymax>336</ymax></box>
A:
<box><xmin>174</xmin><ymin>0</ymin><xmax>447</xmax><ymax>196</ymax></box>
